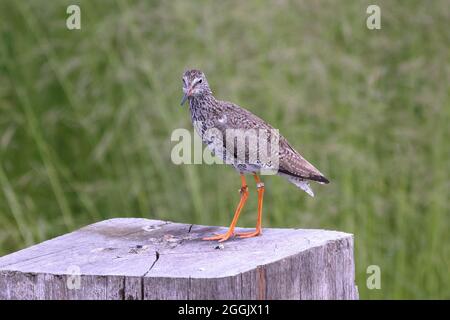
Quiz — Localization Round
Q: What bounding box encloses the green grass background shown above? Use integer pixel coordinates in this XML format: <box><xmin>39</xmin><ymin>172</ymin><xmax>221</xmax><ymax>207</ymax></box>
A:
<box><xmin>0</xmin><ymin>0</ymin><xmax>449</xmax><ymax>299</ymax></box>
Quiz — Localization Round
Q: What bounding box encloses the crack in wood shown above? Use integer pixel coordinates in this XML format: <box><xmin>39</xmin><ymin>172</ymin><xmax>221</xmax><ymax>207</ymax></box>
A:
<box><xmin>256</xmin><ymin>265</ymin><xmax>266</xmax><ymax>300</ymax></box>
<box><xmin>120</xmin><ymin>277</ymin><xmax>125</xmax><ymax>300</ymax></box>
<box><xmin>142</xmin><ymin>251</ymin><xmax>160</xmax><ymax>277</ymax></box>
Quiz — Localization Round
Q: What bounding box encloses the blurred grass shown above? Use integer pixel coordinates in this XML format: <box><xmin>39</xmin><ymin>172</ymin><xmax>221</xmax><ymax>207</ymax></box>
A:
<box><xmin>0</xmin><ymin>0</ymin><xmax>449</xmax><ymax>299</ymax></box>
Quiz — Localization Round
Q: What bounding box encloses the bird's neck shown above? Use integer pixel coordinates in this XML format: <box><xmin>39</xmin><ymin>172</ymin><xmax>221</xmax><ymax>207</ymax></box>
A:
<box><xmin>188</xmin><ymin>93</ymin><xmax>219</xmax><ymax>120</ymax></box>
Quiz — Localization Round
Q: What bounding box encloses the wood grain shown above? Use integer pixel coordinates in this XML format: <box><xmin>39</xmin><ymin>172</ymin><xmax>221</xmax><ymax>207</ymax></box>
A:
<box><xmin>0</xmin><ymin>218</ymin><xmax>358</xmax><ymax>300</ymax></box>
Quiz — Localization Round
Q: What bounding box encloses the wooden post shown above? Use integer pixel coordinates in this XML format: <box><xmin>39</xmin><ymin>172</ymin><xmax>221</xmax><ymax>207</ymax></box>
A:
<box><xmin>0</xmin><ymin>218</ymin><xmax>358</xmax><ymax>300</ymax></box>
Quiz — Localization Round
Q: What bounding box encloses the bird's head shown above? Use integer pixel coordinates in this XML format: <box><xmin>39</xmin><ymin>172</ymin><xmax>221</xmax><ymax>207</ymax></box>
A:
<box><xmin>180</xmin><ymin>69</ymin><xmax>211</xmax><ymax>106</ymax></box>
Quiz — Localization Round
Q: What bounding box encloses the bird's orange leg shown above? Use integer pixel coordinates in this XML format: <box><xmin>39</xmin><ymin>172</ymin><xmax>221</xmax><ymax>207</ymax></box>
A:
<box><xmin>203</xmin><ymin>174</ymin><xmax>249</xmax><ymax>242</ymax></box>
<box><xmin>236</xmin><ymin>174</ymin><xmax>264</xmax><ymax>238</ymax></box>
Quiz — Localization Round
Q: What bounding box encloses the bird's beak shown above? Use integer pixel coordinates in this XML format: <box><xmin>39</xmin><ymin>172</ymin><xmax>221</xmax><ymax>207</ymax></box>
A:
<box><xmin>180</xmin><ymin>93</ymin><xmax>188</xmax><ymax>106</ymax></box>
<box><xmin>180</xmin><ymin>87</ymin><xmax>193</xmax><ymax>106</ymax></box>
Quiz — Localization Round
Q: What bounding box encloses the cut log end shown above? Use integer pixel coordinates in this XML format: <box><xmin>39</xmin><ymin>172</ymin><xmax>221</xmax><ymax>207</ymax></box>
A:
<box><xmin>0</xmin><ymin>218</ymin><xmax>358</xmax><ymax>300</ymax></box>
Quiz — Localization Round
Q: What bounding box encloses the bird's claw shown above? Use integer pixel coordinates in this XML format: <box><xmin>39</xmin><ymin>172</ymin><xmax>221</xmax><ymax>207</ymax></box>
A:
<box><xmin>202</xmin><ymin>232</ymin><xmax>234</xmax><ymax>242</ymax></box>
<box><xmin>236</xmin><ymin>230</ymin><xmax>262</xmax><ymax>238</ymax></box>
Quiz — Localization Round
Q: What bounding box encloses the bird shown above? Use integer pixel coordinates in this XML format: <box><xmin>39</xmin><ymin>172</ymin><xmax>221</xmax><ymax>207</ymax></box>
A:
<box><xmin>180</xmin><ymin>69</ymin><xmax>329</xmax><ymax>242</ymax></box>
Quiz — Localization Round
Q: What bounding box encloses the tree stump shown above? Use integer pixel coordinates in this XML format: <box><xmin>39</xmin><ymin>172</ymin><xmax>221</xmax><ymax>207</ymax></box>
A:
<box><xmin>0</xmin><ymin>218</ymin><xmax>358</xmax><ymax>300</ymax></box>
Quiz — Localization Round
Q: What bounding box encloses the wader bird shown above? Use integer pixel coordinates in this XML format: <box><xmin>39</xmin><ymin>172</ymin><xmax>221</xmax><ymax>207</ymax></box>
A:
<box><xmin>180</xmin><ymin>69</ymin><xmax>329</xmax><ymax>242</ymax></box>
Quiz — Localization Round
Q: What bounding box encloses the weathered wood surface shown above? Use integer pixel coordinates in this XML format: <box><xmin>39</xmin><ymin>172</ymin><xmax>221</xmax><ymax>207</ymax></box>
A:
<box><xmin>0</xmin><ymin>218</ymin><xmax>358</xmax><ymax>300</ymax></box>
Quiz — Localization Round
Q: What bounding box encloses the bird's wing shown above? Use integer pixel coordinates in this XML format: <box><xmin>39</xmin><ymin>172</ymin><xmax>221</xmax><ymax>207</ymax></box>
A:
<box><xmin>214</xmin><ymin>102</ymin><xmax>329</xmax><ymax>183</ymax></box>
<box><xmin>278</xmin><ymin>137</ymin><xmax>329</xmax><ymax>184</ymax></box>
<box><xmin>213</xmin><ymin>102</ymin><xmax>273</xmax><ymax>164</ymax></box>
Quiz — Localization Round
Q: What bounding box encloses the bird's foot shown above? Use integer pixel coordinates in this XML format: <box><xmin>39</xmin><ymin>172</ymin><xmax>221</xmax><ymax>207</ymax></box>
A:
<box><xmin>236</xmin><ymin>229</ymin><xmax>262</xmax><ymax>238</ymax></box>
<box><xmin>202</xmin><ymin>231</ymin><xmax>234</xmax><ymax>242</ymax></box>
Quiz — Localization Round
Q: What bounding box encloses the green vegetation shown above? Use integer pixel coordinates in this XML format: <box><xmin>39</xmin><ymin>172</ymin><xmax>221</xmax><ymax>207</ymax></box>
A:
<box><xmin>0</xmin><ymin>0</ymin><xmax>448</xmax><ymax>299</ymax></box>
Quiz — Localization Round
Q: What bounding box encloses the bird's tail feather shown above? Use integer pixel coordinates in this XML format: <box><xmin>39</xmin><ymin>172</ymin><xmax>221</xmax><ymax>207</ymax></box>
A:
<box><xmin>287</xmin><ymin>176</ymin><xmax>315</xmax><ymax>197</ymax></box>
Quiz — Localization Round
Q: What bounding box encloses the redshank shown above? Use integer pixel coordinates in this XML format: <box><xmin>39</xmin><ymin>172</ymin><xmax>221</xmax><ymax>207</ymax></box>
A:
<box><xmin>180</xmin><ymin>69</ymin><xmax>329</xmax><ymax>242</ymax></box>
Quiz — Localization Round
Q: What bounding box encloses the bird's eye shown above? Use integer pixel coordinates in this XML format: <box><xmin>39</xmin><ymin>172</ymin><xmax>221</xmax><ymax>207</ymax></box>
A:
<box><xmin>198</xmin><ymin>79</ymin><xmax>203</xmax><ymax>84</ymax></box>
